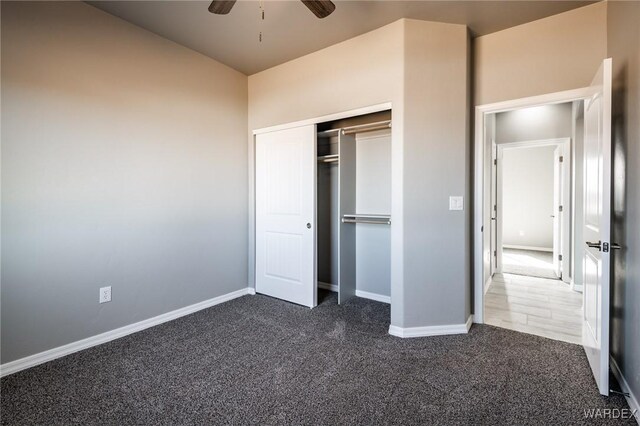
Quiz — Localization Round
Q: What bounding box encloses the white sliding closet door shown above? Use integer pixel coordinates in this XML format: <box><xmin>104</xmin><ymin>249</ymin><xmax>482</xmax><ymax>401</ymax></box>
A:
<box><xmin>255</xmin><ymin>125</ymin><xmax>317</xmax><ymax>308</ymax></box>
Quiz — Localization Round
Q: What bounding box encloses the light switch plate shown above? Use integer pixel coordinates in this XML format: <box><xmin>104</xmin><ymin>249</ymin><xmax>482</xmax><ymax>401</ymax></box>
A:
<box><xmin>449</xmin><ymin>196</ymin><xmax>464</xmax><ymax>211</ymax></box>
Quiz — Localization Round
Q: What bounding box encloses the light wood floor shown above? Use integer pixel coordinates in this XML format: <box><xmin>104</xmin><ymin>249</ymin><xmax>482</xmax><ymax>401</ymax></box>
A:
<box><xmin>485</xmin><ymin>273</ymin><xmax>582</xmax><ymax>344</ymax></box>
<box><xmin>502</xmin><ymin>248</ymin><xmax>558</xmax><ymax>279</ymax></box>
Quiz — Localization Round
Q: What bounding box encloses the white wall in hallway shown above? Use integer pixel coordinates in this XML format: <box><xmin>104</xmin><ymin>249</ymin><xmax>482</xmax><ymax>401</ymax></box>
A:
<box><xmin>502</xmin><ymin>146</ymin><xmax>556</xmax><ymax>250</ymax></box>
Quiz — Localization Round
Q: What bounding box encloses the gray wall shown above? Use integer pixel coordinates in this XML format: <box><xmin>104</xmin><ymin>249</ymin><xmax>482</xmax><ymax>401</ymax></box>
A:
<box><xmin>608</xmin><ymin>0</ymin><xmax>640</xmax><ymax>407</ymax></box>
<box><xmin>1</xmin><ymin>2</ymin><xmax>248</xmax><ymax>363</ymax></box>
<box><xmin>495</xmin><ymin>103</ymin><xmax>572</xmax><ymax>144</ymax></box>
<box><xmin>402</xmin><ymin>20</ymin><xmax>470</xmax><ymax>327</ymax></box>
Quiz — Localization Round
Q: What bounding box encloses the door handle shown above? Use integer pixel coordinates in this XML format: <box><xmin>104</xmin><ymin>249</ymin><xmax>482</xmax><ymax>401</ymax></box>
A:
<box><xmin>611</xmin><ymin>243</ymin><xmax>622</xmax><ymax>250</ymax></box>
<box><xmin>586</xmin><ymin>240</ymin><xmax>602</xmax><ymax>251</ymax></box>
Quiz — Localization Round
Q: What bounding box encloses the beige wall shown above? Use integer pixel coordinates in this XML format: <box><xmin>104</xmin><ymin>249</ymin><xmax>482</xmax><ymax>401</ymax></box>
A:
<box><xmin>1</xmin><ymin>1</ymin><xmax>248</xmax><ymax>362</ymax></box>
<box><xmin>248</xmin><ymin>21</ymin><xmax>404</xmax><ymax>130</ymax></box>
<box><xmin>608</xmin><ymin>0</ymin><xmax>640</xmax><ymax>408</ymax></box>
<box><xmin>249</xmin><ymin>19</ymin><xmax>470</xmax><ymax>328</ymax></box>
<box><xmin>474</xmin><ymin>2</ymin><xmax>607</xmax><ymax>105</ymax></box>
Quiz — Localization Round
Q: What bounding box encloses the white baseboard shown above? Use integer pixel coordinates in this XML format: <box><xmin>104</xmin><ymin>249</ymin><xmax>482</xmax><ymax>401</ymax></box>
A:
<box><xmin>0</xmin><ymin>287</ymin><xmax>253</xmax><ymax>378</ymax></box>
<box><xmin>503</xmin><ymin>244</ymin><xmax>553</xmax><ymax>253</ymax></box>
<box><xmin>389</xmin><ymin>315</ymin><xmax>473</xmax><ymax>338</ymax></box>
<box><xmin>610</xmin><ymin>356</ymin><xmax>640</xmax><ymax>425</ymax></box>
<box><xmin>355</xmin><ymin>290</ymin><xmax>390</xmax><ymax>304</ymax></box>
<box><xmin>570</xmin><ymin>279</ymin><xmax>583</xmax><ymax>293</ymax></box>
<box><xmin>318</xmin><ymin>282</ymin><xmax>338</xmax><ymax>292</ymax></box>
<box><xmin>247</xmin><ymin>287</ymin><xmax>256</xmax><ymax>295</ymax></box>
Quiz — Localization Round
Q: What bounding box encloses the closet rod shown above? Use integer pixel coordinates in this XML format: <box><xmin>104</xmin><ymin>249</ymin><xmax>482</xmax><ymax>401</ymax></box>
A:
<box><xmin>341</xmin><ymin>120</ymin><xmax>391</xmax><ymax>135</ymax></box>
<box><xmin>341</xmin><ymin>214</ymin><xmax>391</xmax><ymax>225</ymax></box>
<box><xmin>317</xmin><ymin>154</ymin><xmax>339</xmax><ymax>163</ymax></box>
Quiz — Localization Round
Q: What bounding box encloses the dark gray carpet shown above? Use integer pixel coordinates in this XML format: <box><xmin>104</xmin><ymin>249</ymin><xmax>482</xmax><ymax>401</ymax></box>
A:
<box><xmin>1</xmin><ymin>291</ymin><xmax>634</xmax><ymax>425</ymax></box>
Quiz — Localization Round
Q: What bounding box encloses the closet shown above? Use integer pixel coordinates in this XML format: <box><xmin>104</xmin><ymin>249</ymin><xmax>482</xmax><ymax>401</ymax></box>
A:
<box><xmin>255</xmin><ymin>111</ymin><xmax>391</xmax><ymax>308</ymax></box>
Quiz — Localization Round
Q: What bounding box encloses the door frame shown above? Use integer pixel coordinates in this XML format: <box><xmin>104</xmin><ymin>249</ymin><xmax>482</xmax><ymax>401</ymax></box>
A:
<box><xmin>474</xmin><ymin>88</ymin><xmax>591</xmax><ymax>324</ymax></box>
<box><xmin>494</xmin><ymin>138</ymin><xmax>571</xmax><ymax>281</ymax></box>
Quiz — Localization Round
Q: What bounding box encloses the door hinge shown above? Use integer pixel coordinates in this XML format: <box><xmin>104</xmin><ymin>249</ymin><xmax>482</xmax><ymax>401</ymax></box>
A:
<box><xmin>559</xmin><ymin>156</ymin><xmax>564</xmax><ymax>163</ymax></box>
<box><xmin>494</xmin><ymin>159</ymin><xmax>497</xmax><ymax>165</ymax></box>
<box><xmin>494</xmin><ymin>205</ymin><xmax>497</xmax><ymax>212</ymax></box>
<box><xmin>559</xmin><ymin>205</ymin><xmax>563</xmax><ymax>212</ymax></box>
<box><xmin>559</xmin><ymin>254</ymin><xmax>563</xmax><ymax>261</ymax></box>
<box><xmin>494</xmin><ymin>250</ymin><xmax>497</xmax><ymax>257</ymax></box>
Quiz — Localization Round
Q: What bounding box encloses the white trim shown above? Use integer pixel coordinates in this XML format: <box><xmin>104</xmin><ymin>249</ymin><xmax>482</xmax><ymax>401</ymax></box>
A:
<box><xmin>474</xmin><ymin>87</ymin><xmax>592</xmax><ymax>324</ymax></box>
<box><xmin>355</xmin><ymin>290</ymin><xmax>390</xmax><ymax>304</ymax></box>
<box><xmin>503</xmin><ymin>244</ymin><xmax>553</xmax><ymax>252</ymax></box>
<box><xmin>570</xmin><ymin>279</ymin><xmax>583</xmax><ymax>293</ymax></box>
<box><xmin>610</xmin><ymin>356</ymin><xmax>640</xmax><ymax>425</ymax></box>
<box><xmin>318</xmin><ymin>282</ymin><xmax>339</xmax><ymax>292</ymax></box>
<box><xmin>484</xmin><ymin>277</ymin><xmax>493</xmax><ymax>295</ymax></box>
<box><xmin>247</xmin><ymin>287</ymin><xmax>256</xmax><ymax>295</ymax></box>
<box><xmin>388</xmin><ymin>315</ymin><xmax>473</xmax><ymax>338</ymax></box>
<box><xmin>0</xmin><ymin>288</ymin><xmax>253</xmax><ymax>378</ymax></box>
<box><xmin>252</xmin><ymin>102</ymin><xmax>392</xmax><ymax>135</ymax></box>
<box><xmin>476</xmin><ymin>88</ymin><xmax>594</xmax><ymax>115</ymax></box>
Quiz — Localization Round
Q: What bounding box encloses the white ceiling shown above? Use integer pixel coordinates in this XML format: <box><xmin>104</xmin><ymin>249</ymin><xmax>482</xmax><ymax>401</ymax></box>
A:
<box><xmin>88</xmin><ymin>0</ymin><xmax>596</xmax><ymax>75</ymax></box>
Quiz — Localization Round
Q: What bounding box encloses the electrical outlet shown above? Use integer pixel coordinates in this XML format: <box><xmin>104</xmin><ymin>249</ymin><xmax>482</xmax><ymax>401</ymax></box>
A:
<box><xmin>99</xmin><ymin>286</ymin><xmax>111</xmax><ymax>304</ymax></box>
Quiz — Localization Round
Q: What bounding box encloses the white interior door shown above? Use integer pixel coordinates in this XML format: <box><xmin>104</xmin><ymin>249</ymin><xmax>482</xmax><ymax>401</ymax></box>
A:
<box><xmin>582</xmin><ymin>58</ymin><xmax>612</xmax><ymax>396</ymax></box>
<box><xmin>255</xmin><ymin>125</ymin><xmax>317</xmax><ymax>308</ymax></box>
<box><xmin>552</xmin><ymin>146</ymin><xmax>562</xmax><ymax>277</ymax></box>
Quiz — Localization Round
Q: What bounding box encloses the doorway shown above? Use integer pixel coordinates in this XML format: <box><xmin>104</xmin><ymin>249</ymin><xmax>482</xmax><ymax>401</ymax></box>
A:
<box><xmin>474</xmin><ymin>58</ymin><xmax>614</xmax><ymax>395</ymax></box>
<box><xmin>484</xmin><ymin>104</ymin><xmax>581</xmax><ymax>344</ymax></box>
<box><xmin>494</xmin><ymin>138</ymin><xmax>570</xmax><ymax>281</ymax></box>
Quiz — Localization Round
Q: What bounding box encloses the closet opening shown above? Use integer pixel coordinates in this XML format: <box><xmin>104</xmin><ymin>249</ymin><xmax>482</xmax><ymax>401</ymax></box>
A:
<box><xmin>316</xmin><ymin>110</ymin><xmax>392</xmax><ymax>306</ymax></box>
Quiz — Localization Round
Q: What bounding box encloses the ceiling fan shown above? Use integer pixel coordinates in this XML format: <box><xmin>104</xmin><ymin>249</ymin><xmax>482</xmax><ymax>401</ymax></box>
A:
<box><xmin>208</xmin><ymin>0</ymin><xmax>336</xmax><ymax>19</ymax></box>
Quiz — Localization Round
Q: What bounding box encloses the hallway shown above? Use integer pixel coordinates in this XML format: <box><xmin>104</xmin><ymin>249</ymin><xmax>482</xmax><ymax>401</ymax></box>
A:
<box><xmin>484</xmin><ymin>273</ymin><xmax>582</xmax><ymax>344</ymax></box>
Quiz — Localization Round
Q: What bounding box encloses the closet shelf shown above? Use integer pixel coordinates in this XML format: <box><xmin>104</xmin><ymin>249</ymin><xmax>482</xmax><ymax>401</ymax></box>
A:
<box><xmin>318</xmin><ymin>154</ymin><xmax>339</xmax><ymax>163</ymax></box>
<box><xmin>341</xmin><ymin>214</ymin><xmax>391</xmax><ymax>225</ymax></box>
<box><xmin>317</xmin><ymin>128</ymin><xmax>341</xmax><ymax>138</ymax></box>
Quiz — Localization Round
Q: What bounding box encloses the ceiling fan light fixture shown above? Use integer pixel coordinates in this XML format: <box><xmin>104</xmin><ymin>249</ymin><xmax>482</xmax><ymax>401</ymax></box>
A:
<box><xmin>301</xmin><ymin>0</ymin><xmax>336</xmax><ymax>19</ymax></box>
<box><xmin>208</xmin><ymin>0</ymin><xmax>237</xmax><ymax>15</ymax></box>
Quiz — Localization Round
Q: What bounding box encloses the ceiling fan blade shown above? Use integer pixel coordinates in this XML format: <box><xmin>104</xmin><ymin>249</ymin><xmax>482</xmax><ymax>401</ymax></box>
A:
<box><xmin>300</xmin><ymin>0</ymin><xmax>336</xmax><ymax>19</ymax></box>
<box><xmin>208</xmin><ymin>0</ymin><xmax>237</xmax><ymax>15</ymax></box>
